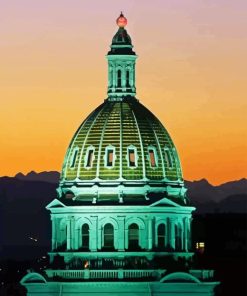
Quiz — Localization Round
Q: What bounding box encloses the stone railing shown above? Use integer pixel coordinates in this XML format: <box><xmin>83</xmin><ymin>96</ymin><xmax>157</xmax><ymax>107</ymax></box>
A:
<box><xmin>189</xmin><ymin>270</ymin><xmax>215</xmax><ymax>280</ymax></box>
<box><xmin>45</xmin><ymin>269</ymin><xmax>165</xmax><ymax>280</ymax></box>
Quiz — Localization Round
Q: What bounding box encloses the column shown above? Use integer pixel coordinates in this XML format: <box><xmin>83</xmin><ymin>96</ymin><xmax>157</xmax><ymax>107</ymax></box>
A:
<box><xmin>90</xmin><ymin>216</ymin><xmax>98</xmax><ymax>251</ymax></box>
<box><xmin>108</xmin><ymin>65</ymin><xmax>112</xmax><ymax>87</ymax></box>
<box><xmin>117</xmin><ymin>216</ymin><xmax>125</xmax><ymax>251</ymax></box>
<box><xmin>97</xmin><ymin>222</ymin><xmax>102</xmax><ymax>250</ymax></box>
<box><xmin>51</xmin><ymin>216</ymin><xmax>56</xmax><ymax>251</ymax></box>
<box><xmin>124</xmin><ymin>227</ymin><xmax>128</xmax><ymax>250</ymax></box>
<box><xmin>74</xmin><ymin>219</ymin><xmax>80</xmax><ymax>250</ymax></box>
<box><xmin>113</xmin><ymin>64</ymin><xmax>116</xmax><ymax>89</ymax></box>
<box><xmin>70</xmin><ymin>216</ymin><xmax>75</xmax><ymax>250</ymax></box>
<box><xmin>147</xmin><ymin>218</ymin><xmax>153</xmax><ymax>250</ymax></box>
<box><xmin>183</xmin><ymin>217</ymin><xmax>188</xmax><ymax>252</ymax></box>
<box><xmin>187</xmin><ymin>217</ymin><xmax>192</xmax><ymax>251</ymax></box>
<box><xmin>169</xmin><ymin>218</ymin><xmax>175</xmax><ymax>250</ymax></box>
<box><xmin>66</xmin><ymin>218</ymin><xmax>71</xmax><ymax>250</ymax></box>
<box><xmin>122</xmin><ymin>65</ymin><xmax>126</xmax><ymax>88</ymax></box>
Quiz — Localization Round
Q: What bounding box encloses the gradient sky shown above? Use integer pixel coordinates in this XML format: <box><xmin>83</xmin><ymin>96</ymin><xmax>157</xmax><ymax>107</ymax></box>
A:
<box><xmin>0</xmin><ymin>0</ymin><xmax>246</xmax><ymax>185</ymax></box>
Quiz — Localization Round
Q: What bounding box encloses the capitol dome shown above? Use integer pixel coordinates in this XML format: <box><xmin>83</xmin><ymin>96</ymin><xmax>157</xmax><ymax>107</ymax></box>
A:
<box><xmin>21</xmin><ymin>14</ymin><xmax>218</xmax><ymax>296</ymax></box>
<box><xmin>58</xmin><ymin>13</ymin><xmax>187</xmax><ymax>204</ymax></box>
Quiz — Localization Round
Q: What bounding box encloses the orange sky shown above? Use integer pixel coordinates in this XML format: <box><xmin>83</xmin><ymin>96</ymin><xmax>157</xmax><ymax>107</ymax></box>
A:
<box><xmin>0</xmin><ymin>0</ymin><xmax>246</xmax><ymax>185</ymax></box>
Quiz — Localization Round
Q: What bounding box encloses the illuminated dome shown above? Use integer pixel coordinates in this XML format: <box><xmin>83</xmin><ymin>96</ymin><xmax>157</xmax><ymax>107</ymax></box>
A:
<box><xmin>58</xmin><ymin>13</ymin><xmax>187</xmax><ymax>204</ymax></box>
<box><xmin>21</xmin><ymin>15</ymin><xmax>219</xmax><ymax>296</ymax></box>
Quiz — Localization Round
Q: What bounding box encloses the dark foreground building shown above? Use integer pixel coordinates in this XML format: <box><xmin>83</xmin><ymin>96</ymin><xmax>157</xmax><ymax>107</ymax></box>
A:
<box><xmin>21</xmin><ymin>13</ymin><xmax>219</xmax><ymax>295</ymax></box>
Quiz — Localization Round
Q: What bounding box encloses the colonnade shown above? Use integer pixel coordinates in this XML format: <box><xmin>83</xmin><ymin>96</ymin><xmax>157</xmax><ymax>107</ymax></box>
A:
<box><xmin>51</xmin><ymin>214</ymin><xmax>191</xmax><ymax>253</ymax></box>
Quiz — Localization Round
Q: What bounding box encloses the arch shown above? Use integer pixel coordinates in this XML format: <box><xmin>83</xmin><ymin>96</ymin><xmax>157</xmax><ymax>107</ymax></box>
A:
<box><xmin>75</xmin><ymin>217</ymin><xmax>92</xmax><ymax>250</ymax></box>
<box><xmin>160</xmin><ymin>272</ymin><xmax>201</xmax><ymax>283</ymax></box>
<box><xmin>62</xmin><ymin>188</ymin><xmax>77</xmax><ymax>198</ymax></box>
<box><xmin>63</xmin><ymin>190</ymin><xmax>75</xmax><ymax>199</ymax></box>
<box><xmin>125</xmin><ymin>217</ymin><xmax>146</xmax><ymax>250</ymax></box>
<box><xmin>75</xmin><ymin>217</ymin><xmax>92</xmax><ymax>230</ymax></box>
<box><xmin>100</xmin><ymin>217</ymin><xmax>119</xmax><ymax>230</ymax></box>
<box><xmin>20</xmin><ymin>272</ymin><xmax>46</xmax><ymax>284</ymax></box>
<box><xmin>100</xmin><ymin>217</ymin><xmax>119</xmax><ymax>250</ymax></box>
<box><xmin>125</xmin><ymin>217</ymin><xmax>145</xmax><ymax>230</ymax></box>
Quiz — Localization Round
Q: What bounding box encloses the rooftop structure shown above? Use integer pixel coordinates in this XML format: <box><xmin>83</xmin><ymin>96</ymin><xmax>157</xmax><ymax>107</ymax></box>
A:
<box><xmin>21</xmin><ymin>13</ymin><xmax>219</xmax><ymax>296</ymax></box>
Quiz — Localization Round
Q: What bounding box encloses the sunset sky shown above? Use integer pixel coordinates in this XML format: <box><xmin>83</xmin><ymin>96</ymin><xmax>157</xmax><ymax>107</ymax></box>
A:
<box><xmin>0</xmin><ymin>0</ymin><xmax>246</xmax><ymax>185</ymax></box>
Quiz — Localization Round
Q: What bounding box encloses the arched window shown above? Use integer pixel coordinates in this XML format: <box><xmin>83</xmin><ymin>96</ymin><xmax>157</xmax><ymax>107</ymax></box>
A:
<box><xmin>164</xmin><ymin>148</ymin><xmax>173</xmax><ymax>169</ymax></box>
<box><xmin>128</xmin><ymin>223</ymin><xmax>139</xmax><ymax>249</ymax></box>
<box><xmin>103</xmin><ymin>224</ymin><xmax>114</xmax><ymax>249</ymax></box>
<box><xmin>157</xmin><ymin>224</ymin><xmax>166</xmax><ymax>248</ymax></box>
<box><xmin>81</xmin><ymin>224</ymin><xmax>89</xmax><ymax>249</ymax></box>
<box><xmin>175</xmin><ymin>224</ymin><xmax>182</xmax><ymax>251</ymax></box>
<box><xmin>70</xmin><ymin>147</ymin><xmax>79</xmax><ymax>168</ymax></box>
<box><xmin>126</xmin><ymin>70</ymin><xmax>130</xmax><ymax>87</ymax></box>
<box><xmin>117</xmin><ymin>70</ymin><xmax>122</xmax><ymax>87</ymax></box>
<box><xmin>148</xmin><ymin>147</ymin><xmax>158</xmax><ymax>168</ymax></box>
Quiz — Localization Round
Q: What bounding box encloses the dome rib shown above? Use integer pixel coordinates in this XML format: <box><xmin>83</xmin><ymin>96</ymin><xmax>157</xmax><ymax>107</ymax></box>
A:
<box><xmin>76</xmin><ymin>102</ymin><xmax>108</xmax><ymax>180</ymax></box>
<box><xmin>99</xmin><ymin>102</ymin><xmax>121</xmax><ymax>180</ymax></box>
<box><xmin>60</xmin><ymin>99</ymin><xmax>185</xmax><ymax>201</ymax></box>
<box><xmin>96</xmin><ymin>103</ymin><xmax>115</xmax><ymax>179</ymax></box>
<box><xmin>130</xmin><ymin>107</ymin><xmax>146</xmax><ymax>179</ymax></box>
<box><xmin>62</xmin><ymin>103</ymin><xmax>104</xmax><ymax>180</ymax></box>
<box><xmin>146</xmin><ymin>115</ymin><xmax>166</xmax><ymax>179</ymax></box>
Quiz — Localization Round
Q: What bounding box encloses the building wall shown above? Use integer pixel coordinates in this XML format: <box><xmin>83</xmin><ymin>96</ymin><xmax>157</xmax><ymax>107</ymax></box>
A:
<box><xmin>50</xmin><ymin>205</ymin><xmax>192</xmax><ymax>256</ymax></box>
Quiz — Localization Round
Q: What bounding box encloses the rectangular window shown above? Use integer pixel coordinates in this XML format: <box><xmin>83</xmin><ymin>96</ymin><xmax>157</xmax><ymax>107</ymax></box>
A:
<box><xmin>86</xmin><ymin>149</ymin><xmax>94</xmax><ymax>168</ymax></box>
<box><xmin>148</xmin><ymin>149</ymin><xmax>156</xmax><ymax>167</ymax></box>
<box><xmin>164</xmin><ymin>149</ymin><xmax>173</xmax><ymax>168</ymax></box>
<box><xmin>128</xmin><ymin>149</ymin><xmax>136</xmax><ymax>167</ymax></box>
<box><xmin>107</xmin><ymin>149</ymin><xmax>114</xmax><ymax>167</ymax></box>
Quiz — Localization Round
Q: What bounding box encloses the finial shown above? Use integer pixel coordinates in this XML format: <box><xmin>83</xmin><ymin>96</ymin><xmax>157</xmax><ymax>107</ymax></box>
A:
<box><xmin>116</xmin><ymin>12</ymin><xmax>127</xmax><ymax>28</ymax></box>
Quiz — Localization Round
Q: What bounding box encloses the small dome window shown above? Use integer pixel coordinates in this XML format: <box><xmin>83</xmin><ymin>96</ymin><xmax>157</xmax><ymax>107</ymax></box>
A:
<box><xmin>84</xmin><ymin>146</ymin><xmax>95</xmax><ymax>169</ymax></box>
<box><xmin>127</xmin><ymin>145</ymin><xmax>138</xmax><ymax>168</ymax></box>
<box><xmin>70</xmin><ymin>147</ymin><xmax>79</xmax><ymax>169</ymax></box>
<box><xmin>164</xmin><ymin>147</ymin><xmax>173</xmax><ymax>169</ymax></box>
<box><xmin>104</xmin><ymin>145</ymin><xmax>116</xmax><ymax>168</ymax></box>
<box><xmin>148</xmin><ymin>146</ymin><xmax>158</xmax><ymax>168</ymax></box>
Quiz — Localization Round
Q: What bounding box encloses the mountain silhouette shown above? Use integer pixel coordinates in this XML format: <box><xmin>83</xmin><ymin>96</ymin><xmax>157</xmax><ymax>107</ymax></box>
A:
<box><xmin>15</xmin><ymin>170</ymin><xmax>60</xmax><ymax>184</ymax></box>
<box><xmin>185</xmin><ymin>178</ymin><xmax>247</xmax><ymax>203</ymax></box>
<box><xmin>0</xmin><ymin>171</ymin><xmax>246</xmax><ymax>259</ymax></box>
